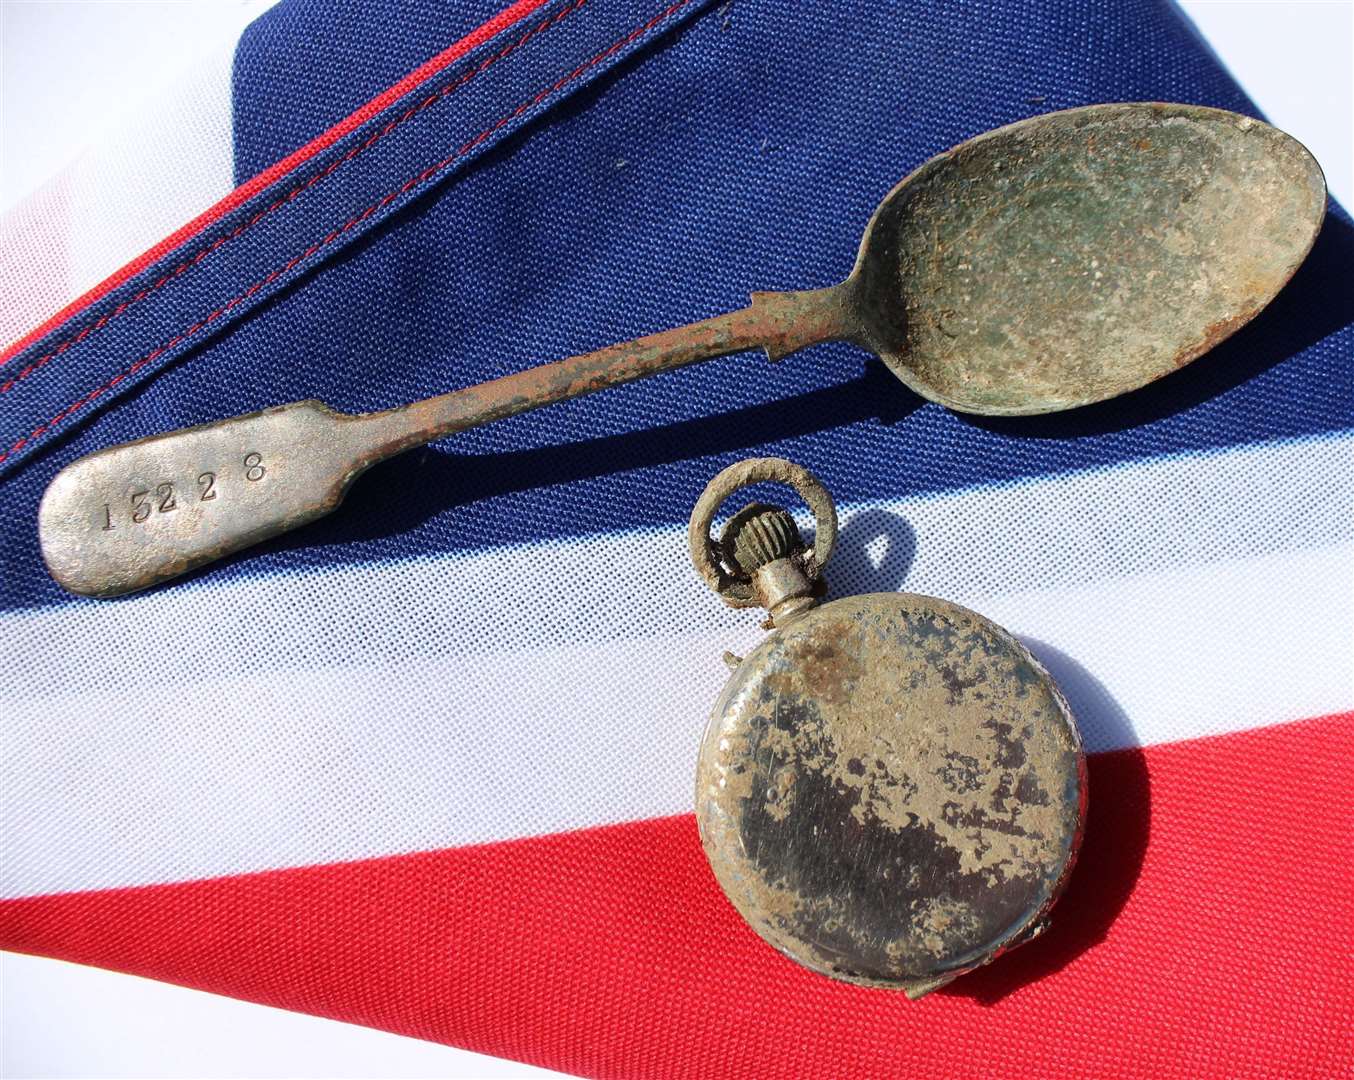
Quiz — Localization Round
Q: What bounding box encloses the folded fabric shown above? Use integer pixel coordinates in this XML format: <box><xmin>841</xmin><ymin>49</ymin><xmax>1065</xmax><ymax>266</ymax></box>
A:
<box><xmin>2</xmin><ymin>1</ymin><xmax>1351</xmax><ymax>1076</ymax></box>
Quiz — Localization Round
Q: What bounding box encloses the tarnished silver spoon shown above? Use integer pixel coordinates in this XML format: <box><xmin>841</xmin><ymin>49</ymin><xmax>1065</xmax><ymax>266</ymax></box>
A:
<box><xmin>38</xmin><ymin>102</ymin><xmax>1325</xmax><ymax>598</ymax></box>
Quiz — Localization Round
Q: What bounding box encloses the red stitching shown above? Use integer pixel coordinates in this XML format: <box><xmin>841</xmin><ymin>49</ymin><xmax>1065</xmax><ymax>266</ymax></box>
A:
<box><xmin>0</xmin><ymin>0</ymin><xmax>589</xmax><ymax>393</ymax></box>
<box><xmin>0</xmin><ymin>0</ymin><xmax>692</xmax><ymax>467</ymax></box>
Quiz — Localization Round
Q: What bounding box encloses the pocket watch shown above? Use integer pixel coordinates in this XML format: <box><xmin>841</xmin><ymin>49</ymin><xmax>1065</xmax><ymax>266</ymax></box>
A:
<box><xmin>688</xmin><ymin>458</ymin><xmax>1086</xmax><ymax>998</ymax></box>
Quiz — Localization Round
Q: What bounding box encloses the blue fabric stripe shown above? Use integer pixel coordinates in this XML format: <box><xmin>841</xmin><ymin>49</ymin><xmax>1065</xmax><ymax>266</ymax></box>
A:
<box><xmin>1</xmin><ymin>0</ymin><xmax>1351</xmax><ymax>615</ymax></box>
<box><xmin>231</xmin><ymin>0</ymin><xmax>521</xmax><ymax>186</ymax></box>
<box><xmin>0</xmin><ymin>0</ymin><xmax>712</xmax><ymax>481</ymax></box>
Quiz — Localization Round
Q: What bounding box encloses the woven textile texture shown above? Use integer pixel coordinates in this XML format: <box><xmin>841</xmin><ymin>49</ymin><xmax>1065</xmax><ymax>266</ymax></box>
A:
<box><xmin>2</xmin><ymin>0</ymin><xmax>1351</xmax><ymax>1076</ymax></box>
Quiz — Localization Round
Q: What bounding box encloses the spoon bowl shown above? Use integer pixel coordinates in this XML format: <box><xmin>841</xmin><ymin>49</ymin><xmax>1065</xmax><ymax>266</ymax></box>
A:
<box><xmin>843</xmin><ymin>102</ymin><xmax>1327</xmax><ymax>414</ymax></box>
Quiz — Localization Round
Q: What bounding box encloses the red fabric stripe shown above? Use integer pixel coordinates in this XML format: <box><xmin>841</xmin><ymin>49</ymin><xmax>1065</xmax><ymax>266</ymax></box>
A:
<box><xmin>0</xmin><ymin>0</ymin><xmax>552</xmax><ymax>363</ymax></box>
<box><xmin>3</xmin><ymin>714</ymin><xmax>1350</xmax><ymax>1078</ymax></box>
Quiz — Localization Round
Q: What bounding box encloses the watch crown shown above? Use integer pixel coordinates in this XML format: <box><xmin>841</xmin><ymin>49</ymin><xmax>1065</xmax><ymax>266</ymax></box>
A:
<box><xmin>720</xmin><ymin>502</ymin><xmax>817</xmax><ymax>626</ymax></box>
<box><xmin>728</xmin><ymin>505</ymin><xmax>802</xmax><ymax>574</ymax></box>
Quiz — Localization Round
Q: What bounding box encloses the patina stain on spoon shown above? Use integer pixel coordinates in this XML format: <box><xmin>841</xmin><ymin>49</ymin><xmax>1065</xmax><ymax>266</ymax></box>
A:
<box><xmin>38</xmin><ymin>103</ymin><xmax>1326</xmax><ymax>598</ymax></box>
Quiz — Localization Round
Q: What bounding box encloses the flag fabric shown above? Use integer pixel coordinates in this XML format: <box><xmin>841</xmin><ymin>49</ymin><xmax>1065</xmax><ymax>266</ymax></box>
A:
<box><xmin>2</xmin><ymin>1</ymin><xmax>1351</xmax><ymax>1076</ymax></box>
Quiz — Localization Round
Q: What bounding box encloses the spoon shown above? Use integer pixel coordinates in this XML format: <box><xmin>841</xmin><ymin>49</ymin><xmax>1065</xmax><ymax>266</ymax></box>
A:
<box><xmin>38</xmin><ymin>102</ymin><xmax>1325</xmax><ymax>598</ymax></box>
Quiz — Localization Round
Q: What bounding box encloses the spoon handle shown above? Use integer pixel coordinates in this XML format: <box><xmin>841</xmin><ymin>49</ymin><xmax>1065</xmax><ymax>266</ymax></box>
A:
<box><xmin>351</xmin><ymin>285</ymin><xmax>851</xmax><ymax>457</ymax></box>
<box><xmin>38</xmin><ymin>287</ymin><xmax>851</xmax><ymax>598</ymax></box>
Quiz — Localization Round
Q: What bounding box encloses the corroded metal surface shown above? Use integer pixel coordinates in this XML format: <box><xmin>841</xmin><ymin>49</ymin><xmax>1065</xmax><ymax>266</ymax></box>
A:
<box><xmin>39</xmin><ymin>103</ymin><xmax>1325</xmax><ymax>597</ymax></box>
<box><xmin>695</xmin><ymin>593</ymin><xmax>1086</xmax><ymax>996</ymax></box>
<box><xmin>847</xmin><ymin>102</ymin><xmax>1327</xmax><ymax>414</ymax></box>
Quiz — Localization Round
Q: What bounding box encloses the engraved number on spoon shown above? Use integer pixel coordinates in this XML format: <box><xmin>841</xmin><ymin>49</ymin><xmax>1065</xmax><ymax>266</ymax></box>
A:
<box><xmin>97</xmin><ymin>452</ymin><xmax>267</xmax><ymax>532</ymax></box>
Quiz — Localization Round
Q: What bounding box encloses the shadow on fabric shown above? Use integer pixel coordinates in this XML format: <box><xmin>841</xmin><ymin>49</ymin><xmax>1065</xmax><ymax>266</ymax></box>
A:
<box><xmin>231</xmin><ymin>214</ymin><xmax>1353</xmax><ymax>570</ymax></box>
<box><xmin>213</xmin><ymin>357</ymin><xmax>925</xmax><ymax>564</ymax></box>
<box><xmin>828</xmin><ymin>505</ymin><xmax>918</xmax><ymax>597</ymax></box>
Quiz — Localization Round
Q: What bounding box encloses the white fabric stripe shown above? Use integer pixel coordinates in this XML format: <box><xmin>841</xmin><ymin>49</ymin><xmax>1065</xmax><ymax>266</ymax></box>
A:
<box><xmin>3</xmin><ymin>546</ymin><xmax>1348</xmax><ymax>900</ymax></box>
<box><xmin>3</xmin><ymin>434</ymin><xmax>1351</xmax><ymax>898</ymax></box>
<box><xmin>63</xmin><ymin>55</ymin><xmax>239</xmax><ymax>310</ymax></box>
<box><xmin>6</xmin><ymin>434</ymin><xmax>1351</xmax><ymax>698</ymax></box>
<box><xmin>0</xmin><ymin>2</ymin><xmax>276</xmax><ymax>350</ymax></box>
